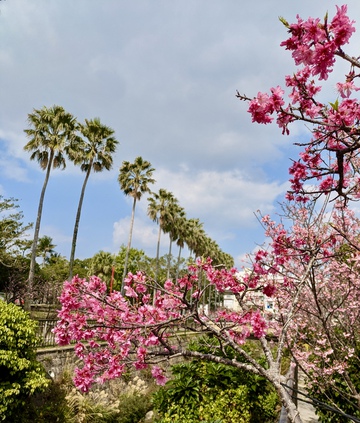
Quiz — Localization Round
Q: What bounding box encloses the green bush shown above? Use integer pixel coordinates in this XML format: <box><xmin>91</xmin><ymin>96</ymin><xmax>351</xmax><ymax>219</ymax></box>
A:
<box><xmin>152</xmin><ymin>358</ymin><xmax>279</xmax><ymax>423</ymax></box>
<box><xmin>116</xmin><ymin>392</ymin><xmax>153</xmax><ymax>423</ymax></box>
<box><xmin>0</xmin><ymin>301</ymin><xmax>49</xmax><ymax>421</ymax></box>
<box><xmin>9</xmin><ymin>380</ymin><xmax>69</xmax><ymax>423</ymax></box>
<box><xmin>154</xmin><ymin>384</ymin><xmax>251</xmax><ymax>423</ymax></box>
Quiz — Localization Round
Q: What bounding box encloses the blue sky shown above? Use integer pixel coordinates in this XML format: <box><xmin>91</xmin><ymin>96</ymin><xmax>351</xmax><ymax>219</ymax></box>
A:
<box><xmin>1</xmin><ymin>1</ymin><xmax>360</xmax><ymax>267</ymax></box>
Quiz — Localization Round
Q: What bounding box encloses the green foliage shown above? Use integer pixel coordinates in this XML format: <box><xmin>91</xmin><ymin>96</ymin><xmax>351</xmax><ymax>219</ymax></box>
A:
<box><xmin>65</xmin><ymin>388</ymin><xmax>120</xmax><ymax>423</ymax></box>
<box><xmin>116</xmin><ymin>392</ymin><xmax>153</xmax><ymax>423</ymax></box>
<box><xmin>0</xmin><ymin>301</ymin><xmax>49</xmax><ymax>421</ymax></box>
<box><xmin>8</xmin><ymin>380</ymin><xmax>69</xmax><ymax>423</ymax></box>
<box><xmin>152</xmin><ymin>355</ymin><xmax>279</xmax><ymax>423</ymax></box>
<box><xmin>88</xmin><ymin>250</ymin><xmax>115</xmax><ymax>284</ymax></box>
<box><xmin>0</xmin><ymin>196</ymin><xmax>33</xmax><ymax>259</ymax></box>
<box><xmin>154</xmin><ymin>382</ymin><xmax>252</xmax><ymax>423</ymax></box>
<box><xmin>0</xmin><ymin>196</ymin><xmax>32</xmax><ymax>297</ymax></box>
<box><xmin>186</xmin><ymin>335</ymin><xmax>281</xmax><ymax>421</ymax></box>
<box><xmin>114</xmin><ymin>246</ymin><xmax>150</xmax><ymax>289</ymax></box>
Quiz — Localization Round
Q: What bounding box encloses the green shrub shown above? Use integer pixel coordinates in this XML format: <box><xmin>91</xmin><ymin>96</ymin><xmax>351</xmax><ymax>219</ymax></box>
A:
<box><xmin>9</xmin><ymin>380</ymin><xmax>69</xmax><ymax>423</ymax></box>
<box><xmin>152</xmin><ymin>359</ymin><xmax>279</xmax><ymax>423</ymax></box>
<box><xmin>116</xmin><ymin>392</ymin><xmax>153</xmax><ymax>423</ymax></box>
<box><xmin>0</xmin><ymin>301</ymin><xmax>49</xmax><ymax>421</ymax></box>
<box><xmin>155</xmin><ymin>385</ymin><xmax>251</xmax><ymax>423</ymax></box>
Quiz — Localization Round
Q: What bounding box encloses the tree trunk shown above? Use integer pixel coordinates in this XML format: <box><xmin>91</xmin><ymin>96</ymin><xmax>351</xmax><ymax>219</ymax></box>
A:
<box><xmin>176</xmin><ymin>245</ymin><xmax>182</xmax><ymax>279</ymax></box>
<box><xmin>277</xmin><ymin>381</ymin><xmax>303</xmax><ymax>423</ymax></box>
<box><xmin>121</xmin><ymin>197</ymin><xmax>136</xmax><ymax>294</ymax></box>
<box><xmin>166</xmin><ymin>236</ymin><xmax>173</xmax><ymax>280</ymax></box>
<box><xmin>153</xmin><ymin>223</ymin><xmax>162</xmax><ymax>305</ymax></box>
<box><xmin>69</xmin><ymin>164</ymin><xmax>92</xmax><ymax>280</ymax></box>
<box><xmin>25</xmin><ymin>151</ymin><xmax>54</xmax><ymax>312</ymax></box>
<box><xmin>155</xmin><ymin>223</ymin><xmax>161</xmax><ymax>282</ymax></box>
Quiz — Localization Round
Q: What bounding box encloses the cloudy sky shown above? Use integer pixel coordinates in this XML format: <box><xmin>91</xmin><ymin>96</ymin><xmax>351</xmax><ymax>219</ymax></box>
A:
<box><xmin>1</xmin><ymin>1</ymin><xmax>360</xmax><ymax>267</ymax></box>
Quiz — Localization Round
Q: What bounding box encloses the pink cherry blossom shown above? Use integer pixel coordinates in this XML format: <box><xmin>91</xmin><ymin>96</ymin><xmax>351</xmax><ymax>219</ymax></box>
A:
<box><xmin>238</xmin><ymin>5</ymin><xmax>360</xmax><ymax>202</ymax></box>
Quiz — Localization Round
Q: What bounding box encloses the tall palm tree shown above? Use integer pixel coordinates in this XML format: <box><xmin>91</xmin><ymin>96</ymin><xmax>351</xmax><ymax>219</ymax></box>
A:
<box><xmin>185</xmin><ymin>218</ymin><xmax>205</xmax><ymax>259</ymax></box>
<box><xmin>174</xmin><ymin>213</ymin><xmax>189</xmax><ymax>279</ymax></box>
<box><xmin>147</xmin><ymin>189</ymin><xmax>175</xmax><ymax>284</ymax></box>
<box><xmin>67</xmin><ymin>118</ymin><xmax>118</xmax><ymax>280</ymax></box>
<box><xmin>162</xmin><ymin>201</ymin><xmax>184</xmax><ymax>279</ymax></box>
<box><xmin>118</xmin><ymin>156</ymin><xmax>155</xmax><ymax>293</ymax></box>
<box><xmin>24</xmin><ymin>105</ymin><xmax>78</xmax><ymax>310</ymax></box>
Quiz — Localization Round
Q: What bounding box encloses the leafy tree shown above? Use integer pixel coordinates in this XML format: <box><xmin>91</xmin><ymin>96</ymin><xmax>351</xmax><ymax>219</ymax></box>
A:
<box><xmin>71</xmin><ymin>257</ymin><xmax>92</xmax><ymax>279</ymax></box>
<box><xmin>0</xmin><ymin>197</ymin><xmax>32</xmax><ymax>300</ymax></box>
<box><xmin>0</xmin><ymin>301</ymin><xmax>49</xmax><ymax>421</ymax></box>
<box><xmin>0</xmin><ymin>196</ymin><xmax>32</xmax><ymax>265</ymax></box>
<box><xmin>37</xmin><ymin>254</ymin><xmax>70</xmax><ymax>304</ymax></box>
<box><xmin>118</xmin><ymin>156</ymin><xmax>155</xmax><ymax>293</ymax></box>
<box><xmin>24</xmin><ymin>105</ymin><xmax>78</xmax><ymax>310</ymax></box>
<box><xmin>67</xmin><ymin>117</ymin><xmax>118</xmax><ymax>280</ymax></box>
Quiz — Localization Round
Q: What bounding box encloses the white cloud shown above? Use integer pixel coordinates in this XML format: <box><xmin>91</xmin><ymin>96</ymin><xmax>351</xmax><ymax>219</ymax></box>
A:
<box><xmin>113</xmin><ymin>215</ymin><xmax>169</xmax><ymax>254</ymax></box>
<box><xmin>151</xmin><ymin>168</ymin><xmax>288</xmax><ymax>229</ymax></box>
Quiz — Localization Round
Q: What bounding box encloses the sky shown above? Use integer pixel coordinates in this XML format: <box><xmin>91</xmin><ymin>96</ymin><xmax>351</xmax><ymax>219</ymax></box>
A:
<box><xmin>1</xmin><ymin>1</ymin><xmax>360</xmax><ymax>268</ymax></box>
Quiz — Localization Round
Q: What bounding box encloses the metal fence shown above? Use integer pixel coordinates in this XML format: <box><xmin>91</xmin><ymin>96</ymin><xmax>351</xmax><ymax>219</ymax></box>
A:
<box><xmin>36</xmin><ymin>319</ymin><xmax>58</xmax><ymax>347</ymax></box>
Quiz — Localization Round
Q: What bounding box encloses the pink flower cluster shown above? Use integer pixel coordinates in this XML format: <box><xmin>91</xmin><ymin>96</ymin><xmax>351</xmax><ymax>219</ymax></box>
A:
<box><xmin>280</xmin><ymin>5</ymin><xmax>355</xmax><ymax>80</ymax></box>
<box><xmin>53</xmin><ymin>274</ymin><xmax>184</xmax><ymax>391</ymax></box>
<box><xmin>248</xmin><ymin>86</ymin><xmax>284</xmax><ymax>124</ymax></box>
<box><xmin>242</xmin><ymin>5</ymin><xmax>360</xmax><ymax>201</ymax></box>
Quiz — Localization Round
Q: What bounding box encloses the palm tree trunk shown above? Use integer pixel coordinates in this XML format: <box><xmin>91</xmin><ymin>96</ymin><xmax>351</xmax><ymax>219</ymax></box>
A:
<box><xmin>166</xmin><ymin>236</ymin><xmax>173</xmax><ymax>280</ymax></box>
<box><xmin>176</xmin><ymin>245</ymin><xmax>182</xmax><ymax>279</ymax></box>
<box><xmin>121</xmin><ymin>197</ymin><xmax>137</xmax><ymax>294</ymax></box>
<box><xmin>25</xmin><ymin>152</ymin><xmax>54</xmax><ymax>311</ymax></box>
<box><xmin>69</xmin><ymin>164</ymin><xmax>92</xmax><ymax>280</ymax></box>
<box><xmin>155</xmin><ymin>222</ymin><xmax>161</xmax><ymax>282</ymax></box>
<box><xmin>153</xmin><ymin>223</ymin><xmax>162</xmax><ymax>305</ymax></box>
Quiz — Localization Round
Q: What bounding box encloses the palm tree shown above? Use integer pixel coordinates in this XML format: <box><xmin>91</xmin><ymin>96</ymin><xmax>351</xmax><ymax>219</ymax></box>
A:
<box><xmin>36</xmin><ymin>235</ymin><xmax>56</xmax><ymax>266</ymax></box>
<box><xmin>67</xmin><ymin>118</ymin><xmax>118</xmax><ymax>280</ymax></box>
<box><xmin>24</xmin><ymin>105</ymin><xmax>78</xmax><ymax>310</ymax></box>
<box><xmin>185</xmin><ymin>218</ymin><xmax>205</xmax><ymax>259</ymax></box>
<box><xmin>174</xmin><ymin>213</ymin><xmax>189</xmax><ymax>279</ymax></box>
<box><xmin>118</xmin><ymin>156</ymin><xmax>155</xmax><ymax>293</ymax></box>
<box><xmin>162</xmin><ymin>201</ymin><xmax>184</xmax><ymax>279</ymax></box>
<box><xmin>88</xmin><ymin>250</ymin><xmax>115</xmax><ymax>284</ymax></box>
<box><xmin>147</xmin><ymin>189</ymin><xmax>175</xmax><ymax>284</ymax></box>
